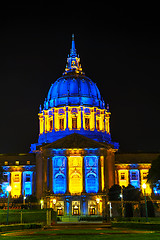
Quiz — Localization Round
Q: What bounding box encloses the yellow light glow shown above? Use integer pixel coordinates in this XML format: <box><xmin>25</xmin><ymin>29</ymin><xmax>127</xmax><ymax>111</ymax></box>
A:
<box><xmin>96</xmin><ymin>198</ymin><xmax>100</xmax><ymax>204</ymax></box>
<box><xmin>140</xmin><ymin>169</ymin><xmax>152</xmax><ymax>195</ymax></box>
<box><xmin>142</xmin><ymin>183</ymin><xmax>146</xmax><ymax>189</ymax></box>
<box><xmin>100</xmin><ymin>156</ymin><xmax>104</xmax><ymax>191</ymax></box>
<box><xmin>39</xmin><ymin>115</ymin><xmax>43</xmax><ymax>134</ymax></box>
<box><xmin>118</xmin><ymin>169</ymin><xmax>129</xmax><ymax>187</ymax></box>
<box><xmin>68</xmin><ymin>156</ymin><xmax>83</xmax><ymax>194</ymax></box>
<box><xmin>11</xmin><ymin>172</ymin><xmax>22</xmax><ymax>198</ymax></box>
<box><xmin>39</xmin><ymin>106</ymin><xmax>111</xmax><ymax>134</ymax></box>
<box><xmin>6</xmin><ymin>186</ymin><xmax>12</xmax><ymax>192</ymax></box>
<box><xmin>99</xmin><ymin>200</ymin><xmax>102</xmax><ymax>215</ymax></box>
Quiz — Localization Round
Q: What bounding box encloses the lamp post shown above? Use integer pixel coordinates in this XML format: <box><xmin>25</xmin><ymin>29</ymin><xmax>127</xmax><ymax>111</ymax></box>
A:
<box><xmin>6</xmin><ymin>185</ymin><xmax>12</xmax><ymax>225</ymax></box>
<box><xmin>142</xmin><ymin>183</ymin><xmax>148</xmax><ymax>222</ymax></box>
<box><xmin>40</xmin><ymin>199</ymin><xmax>44</xmax><ymax>209</ymax></box>
<box><xmin>23</xmin><ymin>190</ymin><xmax>26</xmax><ymax>205</ymax></box>
<box><xmin>120</xmin><ymin>187</ymin><xmax>124</xmax><ymax>217</ymax></box>
<box><xmin>96</xmin><ymin>198</ymin><xmax>100</xmax><ymax>215</ymax></box>
<box><xmin>53</xmin><ymin>198</ymin><xmax>56</xmax><ymax>211</ymax></box>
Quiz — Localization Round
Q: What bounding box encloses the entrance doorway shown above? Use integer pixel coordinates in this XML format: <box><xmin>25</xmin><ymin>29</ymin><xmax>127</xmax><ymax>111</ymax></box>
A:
<box><xmin>72</xmin><ymin>201</ymin><xmax>80</xmax><ymax>215</ymax></box>
<box><xmin>90</xmin><ymin>207</ymin><xmax>95</xmax><ymax>215</ymax></box>
<box><xmin>57</xmin><ymin>208</ymin><xmax>63</xmax><ymax>216</ymax></box>
<box><xmin>73</xmin><ymin>207</ymin><xmax>79</xmax><ymax>215</ymax></box>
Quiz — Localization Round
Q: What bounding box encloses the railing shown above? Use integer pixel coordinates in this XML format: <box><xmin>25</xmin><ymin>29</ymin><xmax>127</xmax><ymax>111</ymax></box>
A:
<box><xmin>58</xmin><ymin>214</ymin><xmax>80</xmax><ymax>222</ymax></box>
<box><xmin>0</xmin><ymin>209</ymin><xmax>55</xmax><ymax>225</ymax></box>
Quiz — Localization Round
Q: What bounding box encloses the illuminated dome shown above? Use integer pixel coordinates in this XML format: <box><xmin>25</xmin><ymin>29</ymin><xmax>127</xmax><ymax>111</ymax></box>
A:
<box><xmin>43</xmin><ymin>34</ymin><xmax>105</xmax><ymax>110</ymax></box>
<box><xmin>33</xmin><ymin>34</ymin><xmax>115</xmax><ymax>150</ymax></box>
<box><xmin>45</xmin><ymin>75</ymin><xmax>104</xmax><ymax>109</ymax></box>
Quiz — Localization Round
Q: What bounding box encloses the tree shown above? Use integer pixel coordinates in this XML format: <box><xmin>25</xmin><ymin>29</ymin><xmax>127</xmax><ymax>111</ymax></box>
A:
<box><xmin>147</xmin><ymin>156</ymin><xmax>160</xmax><ymax>190</ymax></box>
<box><xmin>108</xmin><ymin>184</ymin><xmax>121</xmax><ymax>201</ymax></box>
<box><xmin>123</xmin><ymin>184</ymin><xmax>141</xmax><ymax>201</ymax></box>
<box><xmin>0</xmin><ymin>166</ymin><xmax>5</xmax><ymax>195</ymax></box>
<box><xmin>123</xmin><ymin>184</ymin><xmax>142</xmax><ymax>217</ymax></box>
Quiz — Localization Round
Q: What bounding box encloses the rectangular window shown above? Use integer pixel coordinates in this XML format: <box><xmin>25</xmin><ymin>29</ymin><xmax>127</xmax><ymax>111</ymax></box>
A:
<box><xmin>130</xmin><ymin>170</ymin><xmax>140</xmax><ymax>188</ymax></box>
<box><xmin>96</xmin><ymin>120</ymin><xmax>100</xmax><ymax>130</ymax></box>
<box><xmin>143</xmin><ymin>172</ymin><xmax>148</xmax><ymax>180</ymax></box>
<box><xmin>3</xmin><ymin>173</ymin><xmax>9</xmax><ymax>182</ymax></box>
<box><xmin>72</xmin><ymin>117</ymin><xmax>77</xmax><ymax>129</ymax></box>
<box><xmin>85</xmin><ymin>118</ymin><xmax>90</xmax><ymax>130</ymax></box>
<box><xmin>131</xmin><ymin>172</ymin><xmax>138</xmax><ymax>180</ymax></box>
<box><xmin>50</xmin><ymin>120</ymin><xmax>53</xmax><ymax>131</ymax></box>
<box><xmin>59</xmin><ymin>118</ymin><xmax>64</xmax><ymax>130</ymax></box>
<box><xmin>23</xmin><ymin>171</ymin><xmax>33</xmax><ymax>196</ymax></box>
<box><xmin>120</xmin><ymin>172</ymin><xmax>126</xmax><ymax>180</ymax></box>
<box><xmin>26</xmin><ymin>174</ymin><xmax>31</xmax><ymax>182</ymax></box>
<box><xmin>14</xmin><ymin>174</ymin><xmax>20</xmax><ymax>182</ymax></box>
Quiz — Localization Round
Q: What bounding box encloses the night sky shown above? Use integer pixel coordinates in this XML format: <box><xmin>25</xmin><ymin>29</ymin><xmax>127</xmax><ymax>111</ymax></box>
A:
<box><xmin>0</xmin><ymin>4</ymin><xmax>160</xmax><ymax>153</ymax></box>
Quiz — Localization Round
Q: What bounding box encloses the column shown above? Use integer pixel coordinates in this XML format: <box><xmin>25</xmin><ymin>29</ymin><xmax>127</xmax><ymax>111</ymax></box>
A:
<box><xmin>66</xmin><ymin>157</ymin><xmax>69</xmax><ymax>194</ymax></box>
<box><xmin>94</xmin><ymin>108</ymin><xmax>96</xmax><ymax>130</ymax></box>
<box><xmin>82</xmin><ymin>156</ymin><xmax>86</xmax><ymax>193</ymax></box>
<box><xmin>98</xmin><ymin>157</ymin><xmax>102</xmax><ymax>192</ymax></box>
<box><xmin>80</xmin><ymin>106</ymin><xmax>84</xmax><ymax>130</ymax></box>
<box><xmin>52</xmin><ymin>108</ymin><xmax>55</xmax><ymax>131</ymax></box>
<box><xmin>49</xmin><ymin>157</ymin><xmax>53</xmax><ymax>192</ymax></box>
<box><xmin>104</xmin><ymin>149</ymin><xmax>115</xmax><ymax>190</ymax></box>
<box><xmin>66</xmin><ymin>107</ymin><xmax>69</xmax><ymax>130</ymax></box>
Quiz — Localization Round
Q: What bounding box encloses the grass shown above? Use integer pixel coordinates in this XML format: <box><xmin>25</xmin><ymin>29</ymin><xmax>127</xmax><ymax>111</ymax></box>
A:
<box><xmin>0</xmin><ymin>213</ymin><xmax>160</xmax><ymax>239</ymax></box>
<box><xmin>1</xmin><ymin>228</ymin><xmax>160</xmax><ymax>240</ymax></box>
<box><xmin>0</xmin><ymin>209</ymin><xmax>50</xmax><ymax>224</ymax></box>
<box><xmin>1</xmin><ymin>235</ymin><xmax>160</xmax><ymax>240</ymax></box>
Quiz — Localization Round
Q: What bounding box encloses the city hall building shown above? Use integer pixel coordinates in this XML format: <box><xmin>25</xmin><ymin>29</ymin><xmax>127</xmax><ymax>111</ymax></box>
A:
<box><xmin>0</xmin><ymin>35</ymin><xmax>159</xmax><ymax>216</ymax></box>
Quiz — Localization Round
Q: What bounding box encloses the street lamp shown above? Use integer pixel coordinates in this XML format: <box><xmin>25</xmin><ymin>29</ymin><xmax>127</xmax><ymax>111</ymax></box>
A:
<box><xmin>142</xmin><ymin>183</ymin><xmax>148</xmax><ymax>222</ymax></box>
<box><xmin>6</xmin><ymin>185</ymin><xmax>12</xmax><ymax>225</ymax></box>
<box><xmin>107</xmin><ymin>201</ymin><xmax>112</xmax><ymax>218</ymax></box>
<box><xmin>53</xmin><ymin>198</ymin><xmax>56</xmax><ymax>211</ymax></box>
<box><xmin>40</xmin><ymin>199</ymin><xmax>44</xmax><ymax>209</ymax></box>
<box><xmin>120</xmin><ymin>187</ymin><xmax>124</xmax><ymax>217</ymax></box>
<box><xmin>96</xmin><ymin>198</ymin><xmax>100</xmax><ymax>215</ymax></box>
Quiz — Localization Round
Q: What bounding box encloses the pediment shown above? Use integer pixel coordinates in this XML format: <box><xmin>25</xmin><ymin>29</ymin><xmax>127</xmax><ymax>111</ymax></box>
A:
<box><xmin>39</xmin><ymin>133</ymin><xmax>112</xmax><ymax>149</ymax></box>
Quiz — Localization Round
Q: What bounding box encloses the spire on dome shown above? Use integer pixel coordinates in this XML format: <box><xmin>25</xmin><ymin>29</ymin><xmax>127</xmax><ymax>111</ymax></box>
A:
<box><xmin>70</xmin><ymin>34</ymin><xmax>77</xmax><ymax>57</ymax></box>
<box><xmin>63</xmin><ymin>34</ymin><xmax>84</xmax><ymax>75</ymax></box>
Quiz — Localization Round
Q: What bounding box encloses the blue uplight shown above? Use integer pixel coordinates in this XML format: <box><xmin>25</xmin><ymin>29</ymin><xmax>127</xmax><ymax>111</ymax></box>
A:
<box><xmin>22</xmin><ymin>171</ymin><xmax>33</xmax><ymax>196</ymax></box>
<box><xmin>0</xmin><ymin>172</ymin><xmax>10</xmax><ymax>198</ymax></box>
<box><xmin>84</xmin><ymin>156</ymin><xmax>99</xmax><ymax>193</ymax></box>
<box><xmin>52</xmin><ymin>156</ymin><xmax>67</xmax><ymax>194</ymax></box>
<box><xmin>153</xmin><ymin>180</ymin><xmax>160</xmax><ymax>195</ymax></box>
<box><xmin>129</xmin><ymin>169</ymin><xmax>140</xmax><ymax>188</ymax></box>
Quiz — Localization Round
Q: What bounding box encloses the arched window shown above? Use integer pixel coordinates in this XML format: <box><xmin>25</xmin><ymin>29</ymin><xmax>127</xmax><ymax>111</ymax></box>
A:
<box><xmin>49</xmin><ymin>119</ymin><xmax>53</xmax><ymax>131</ymax></box>
<box><xmin>72</xmin><ymin>117</ymin><xmax>77</xmax><ymax>129</ymax></box>
<box><xmin>96</xmin><ymin>120</ymin><xmax>100</xmax><ymax>131</ymax></box>
<box><xmin>84</xmin><ymin>156</ymin><xmax>99</xmax><ymax>193</ymax></box>
<box><xmin>59</xmin><ymin>118</ymin><xmax>64</xmax><ymax>130</ymax></box>
<box><xmin>85</xmin><ymin>118</ymin><xmax>90</xmax><ymax>130</ymax></box>
<box><xmin>53</xmin><ymin>156</ymin><xmax>67</xmax><ymax>194</ymax></box>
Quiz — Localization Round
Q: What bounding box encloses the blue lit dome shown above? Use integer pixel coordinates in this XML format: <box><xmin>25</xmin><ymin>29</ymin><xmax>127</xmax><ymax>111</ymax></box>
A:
<box><xmin>43</xmin><ymin>34</ymin><xmax>105</xmax><ymax>110</ymax></box>
<box><xmin>45</xmin><ymin>75</ymin><xmax>104</xmax><ymax>109</ymax></box>
<box><xmin>30</xmin><ymin>34</ymin><xmax>119</xmax><ymax>152</ymax></box>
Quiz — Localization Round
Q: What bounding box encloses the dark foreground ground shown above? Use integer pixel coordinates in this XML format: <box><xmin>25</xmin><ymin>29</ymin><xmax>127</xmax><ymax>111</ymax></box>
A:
<box><xmin>1</xmin><ymin>223</ymin><xmax>160</xmax><ymax>240</ymax></box>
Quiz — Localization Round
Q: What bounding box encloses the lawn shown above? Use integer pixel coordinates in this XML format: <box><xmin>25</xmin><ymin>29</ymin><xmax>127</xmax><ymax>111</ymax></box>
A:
<box><xmin>1</xmin><ymin>229</ymin><xmax>160</xmax><ymax>240</ymax></box>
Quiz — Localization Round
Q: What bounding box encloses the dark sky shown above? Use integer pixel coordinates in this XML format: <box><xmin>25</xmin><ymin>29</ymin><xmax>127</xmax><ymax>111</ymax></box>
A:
<box><xmin>0</xmin><ymin>4</ymin><xmax>160</xmax><ymax>153</ymax></box>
